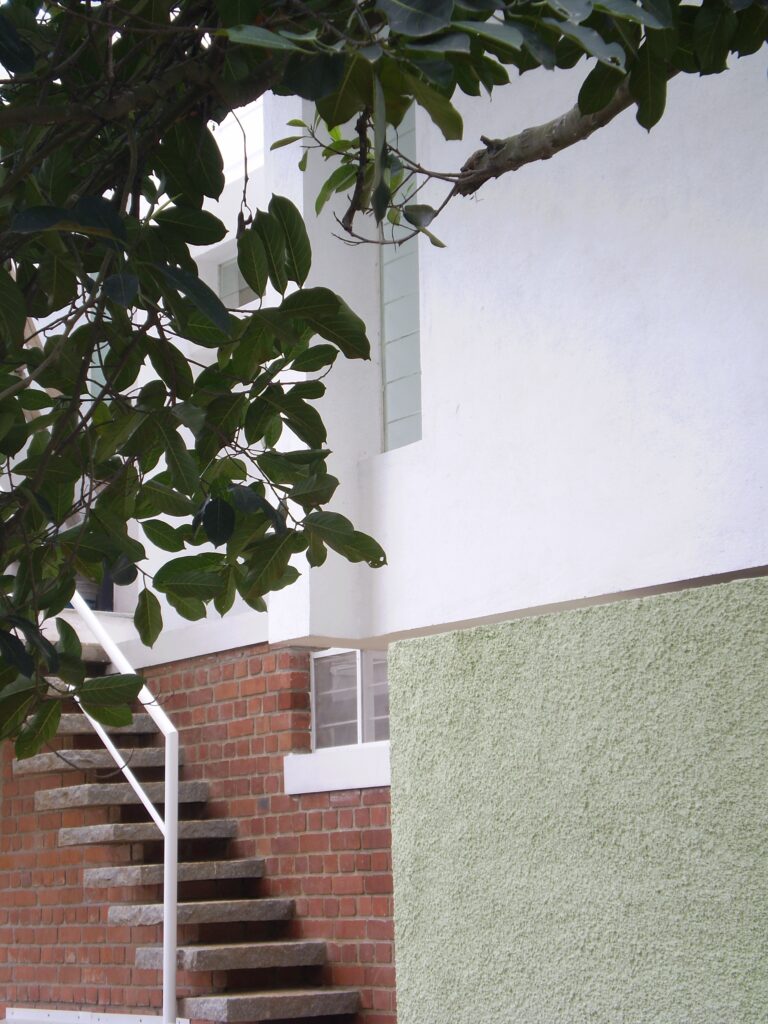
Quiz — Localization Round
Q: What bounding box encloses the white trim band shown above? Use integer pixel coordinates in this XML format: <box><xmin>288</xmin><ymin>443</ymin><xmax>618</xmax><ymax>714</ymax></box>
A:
<box><xmin>283</xmin><ymin>740</ymin><xmax>391</xmax><ymax>795</ymax></box>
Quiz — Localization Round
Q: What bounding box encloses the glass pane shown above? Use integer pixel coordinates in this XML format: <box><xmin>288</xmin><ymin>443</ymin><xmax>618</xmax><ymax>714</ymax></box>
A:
<box><xmin>362</xmin><ymin>651</ymin><xmax>389</xmax><ymax>743</ymax></box>
<box><xmin>314</xmin><ymin>652</ymin><xmax>358</xmax><ymax>749</ymax></box>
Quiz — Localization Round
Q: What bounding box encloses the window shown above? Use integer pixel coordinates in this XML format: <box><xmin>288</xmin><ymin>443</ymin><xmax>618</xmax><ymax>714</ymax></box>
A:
<box><xmin>218</xmin><ymin>257</ymin><xmax>257</xmax><ymax>309</ymax></box>
<box><xmin>313</xmin><ymin>649</ymin><xmax>389</xmax><ymax>749</ymax></box>
<box><xmin>381</xmin><ymin>106</ymin><xmax>421</xmax><ymax>450</ymax></box>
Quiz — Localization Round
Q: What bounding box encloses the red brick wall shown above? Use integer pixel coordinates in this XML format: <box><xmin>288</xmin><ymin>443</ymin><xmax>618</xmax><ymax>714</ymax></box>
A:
<box><xmin>0</xmin><ymin>642</ymin><xmax>396</xmax><ymax>1023</ymax></box>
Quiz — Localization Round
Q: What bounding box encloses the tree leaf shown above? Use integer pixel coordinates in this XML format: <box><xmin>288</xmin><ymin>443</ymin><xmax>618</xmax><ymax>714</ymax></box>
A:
<box><xmin>452</xmin><ymin>20</ymin><xmax>524</xmax><ymax>53</ymax></box>
<box><xmin>166</xmin><ymin>592</ymin><xmax>207</xmax><ymax>621</ymax></box>
<box><xmin>155</xmin><ymin>206</ymin><xmax>227</xmax><ymax>246</ymax></box>
<box><xmin>629</xmin><ymin>42</ymin><xmax>666</xmax><ymax>128</ymax></box>
<box><xmin>14</xmin><ymin>701</ymin><xmax>61</xmax><ymax>760</ymax></box>
<box><xmin>594</xmin><ymin>0</ymin><xmax>667</xmax><ymax>29</ymax></box>
<box><xmin>304</xmin><ymin>512</ymin><xmax>387</xmax><ymax>567</ymax></box>
<box><xmin>280</xmin><ymin>287</ymin><xmax>370</xmax><ymax>359</ymax></box>
<box><xmin>254</xmin><ymin>210</ymin><xmax>288</xmax><ymax>294</ymax></box>
<box><xmin>694</xmin><ymin>2</ymin><xmax>738</xmax><ymax>72</ymax></box>
<box><xmin>80</xmin><ymin>702</ymin><xmax>134</xmax><ymax>728</ymax></box>
<box><xmin>0</xmin><ymin>12</ymin><xmax>34</xmax><ymax>74</ymax></box>
<box><xmin>237</xmin><ymin>226</ymin><xmax>270</xmax><ymax>297</ymax></box>
<box><xmin>291</xmin><ymin>344</ymin><xmax>339</xmax><ymax>372</ymax></box>
<box><xmin>104</xmin><ymin>273</ymin><xmax>139</xmax><ymax>307</ymax></box>
<box><xmin>154</xmin><ymin>553</ymin><xmax>226</xmax><ymax>599</ymax></box>
<box><xmin>0</xmin><ymin>268</ymin><xmax>27</xmax><ymax>347</ymax></box>
<box><xmin>79</xmin><ymin>673</ymin><xmax>144</xmax><ymax>706</ymax></box>
<box><xmin>202</xmin><ymin>498</ymin><xmax>236</xmax><ymax>546</ymax></box>
<box><xmin>268</xmin><ymin>195</ymin><xmax>312</xmax><ymax>286</ymax></box>
<box><xmin>142</xmin><ymin>518</ymin><xmax>187</xmax><ymax>552</ymax></box>
<box><xmin>315</xmin><ymin>164</ymin><xmax>359</xmax><ymax>216</ymax></box>
<box><xmin>403</xmin><ymin>204</ymin><xmax>437</xmax><ymax>228</ymax></box>
<box><xmin>135</xmin><ymin>588</ymin><xmax>163</xmax><ymax>647</ymax></box>
<box><xmin>376</xmin><ymin>0</ymin><xmax>454</xmax><ymax>37</ymax></box>
<box><xmin>56</xmin><ymin>617</ymin><xmax>82</xmax><ymax>659</ymax></box>
<box><xmin>225</xmin><ymin>24</ymin><xmax>305</xmax><ymax>51</ymax></box>
<box><xmin>543</xmin><ymin>18</ymin><xmax>626</xmax><ymax>66</ymax></box>
<box><xmin>403</xmin><ymin>73</ymin><xmax>463</xmax><ymax>140</ymax></box>
<box><xmin>577</xmin><ymin>61</ymin><xmax>624</xmax><ymax>114</ymax></box>
<box><xmin>157</xmin><ymin>264</ymin><xmax>231</xmax><ymax>334</ymax></box>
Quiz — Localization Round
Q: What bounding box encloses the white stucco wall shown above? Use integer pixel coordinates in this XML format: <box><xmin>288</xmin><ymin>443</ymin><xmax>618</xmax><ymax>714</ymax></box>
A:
<box><xmin>301</xmin><ymin>57</ymin><xmax>768</xmax><ymax>643</ymax></box>
<box><xmin>112</xmin><ymin>61</ymin><xmax>768</xmax><ymax>661</ymax></box>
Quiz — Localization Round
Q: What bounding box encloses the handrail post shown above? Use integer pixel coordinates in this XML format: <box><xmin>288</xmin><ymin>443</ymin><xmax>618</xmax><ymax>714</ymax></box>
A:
<box><xmin>163</xmin><ymin>728</ymin><xmax>178</xmax><ymax>1024</ymax></box>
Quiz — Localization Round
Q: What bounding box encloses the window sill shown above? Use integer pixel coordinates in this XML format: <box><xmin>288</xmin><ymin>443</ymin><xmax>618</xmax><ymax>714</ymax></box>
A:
<box><xmin>283</xmin><ymin>740</ymin><xmax>390</xmax><ymax>795</ymax></box>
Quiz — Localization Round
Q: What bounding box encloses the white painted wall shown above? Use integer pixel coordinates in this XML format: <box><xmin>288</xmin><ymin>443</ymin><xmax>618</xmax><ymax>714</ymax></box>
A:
<box><xmin>111</xmin><ymin>61</ymin><xmax>768</xmax><ymax>663</ymax></box>
<box><xmin>298</xmin><ymin>57</ymin><xmax>768</xmax><ymax>643</ymax></box>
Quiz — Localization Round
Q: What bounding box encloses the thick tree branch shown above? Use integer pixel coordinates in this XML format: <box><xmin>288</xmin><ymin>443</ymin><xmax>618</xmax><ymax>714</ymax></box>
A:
<box><xmin>456</xmin><ymin>78</ymin><xmax>640</xmax><ymax>197</ymax></box>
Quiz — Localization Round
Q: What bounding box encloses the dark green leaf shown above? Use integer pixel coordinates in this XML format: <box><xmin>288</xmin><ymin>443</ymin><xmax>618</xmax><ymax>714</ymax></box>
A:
<box><xmin>56</xmin><ymin>618</ymin><xmax>82</xmax><ymax>659</ymax></box>
<box><xmin>0</xmin><ymin>268</ymin><xmax>27</xmax><ymax>347</ymax></box>
<box><xmin>283</xmin><ymin>52</ymin><xmax>347</xmax><ymax>99</ymax></box>
<box><xmin>135</xmin><ymin>589</ymin><xmax>163</xmax><ymax>647</ymax></box>
<box><xmin>543</xmin><ymin>18</ymin><xmax>626</xmax><ymax>66</ymax></box>
<box><xmin>629</xmin><ymin>42</ymin><xmax>666</xmax><ymax>128</ymax></box>
<box><xmin>15</xmin><ymin>702</ymin><xmax>61</xmax><ymax>760</ymax></box>
<box><xmin>577</xmin><ymin>61</ymin><xmax>624</xmax><ymax>114</ymax></box>
<box><xmin>291</xmin><ymin>344</ymin><xmax>339</xmax><ymax>372</ymax></box>
<box><xmin>305</xmin><ymin>512</ymin><xmax>387</xmax><ymax>567</ymax></box>
<box><xmin>280</xmin><ymin>287</ymin><xmax>370</xmax><ymax>359</ymax></box>
<box><xmin>254</xmin><ymin>211</ymin><xmax>288</xmax><ymax>294</ymax></box>
<box><xmin>136</xmin><ymin>480</ymin><xmax>195</xmax><ymax>518</ymax></box>
<box><xmin>155</xmin><ymin>206</ymin><xmax>227</xmax><ymax>246</ymax></box>
<box><xmin>225</xmin><ymin>24</ymin><xmax>305</xmax><ymax>50</ymax></box>
<box><xmin>142</xmin><ymin>519</ymin><xmax>187</xmax><ymax>552</ymax></box>
<box><xmin>104</xmin><ymin>273</ymin><xmax>139</xmax><ymax>307</ymax></box>
<box><xmin>154</xmin><ymin>553</ymin><xmax>226</xmax><ymax>599</ymax></box>
<box><xmin>0</xmin><ymin>12</ymin><xmax>34</xmax><ymax>74</ymax></box>
<box><xmin>403</xmin><ymin>73</ymin><xmax>463</xmax><ymax>139</ymax></box>
<box><xmin>202</xmin><ymin>498</ymin><xmax>236</xmax><ymax>546</ymax></box>
<box><xmin>237</xmin><ymin>227</ymin><xmax>270</xmax><ymax>298</ymax></box>
<box><xmin>453</xmin><ymin>20</ymin><xmax>524</xmax><ymax>52</ymax></box>
<box><xmin>157</xmin><ymin>264</ymin><xmax>231</xmax><ymax>334</ymax></box>
<box><xmin>79</xmin><ymin>673</ymin><xmax>144</xmax><ymax>706</ymax></box>
<box><xmin>694</xmin><ymin>2</ymin><xmax>738</xmax><ymax>72</ymax></box>
<box><xmin>593</xmin><ymin>0</ymin><xmax>666</xmax><ymax>28</ymax></box>
<box><xmin>403</xmin><ymin>204</ymin><xmax>437</xmax><ymax>228</ymax></box>
<box><xmin>268</xmin><ymin>195</ymin><xmax>312</xmax><ymax>286</ymax></box>
<box><xmin>376</xmin><ymin>0</ymin><xmax>454</xmax><ymax>37</ymax></box>
<box><xmin>0</xmin><ymin>630</ymin><xmax>33</xmax><ymax>676</ymax></box>
<box><xmin>80</xmin><ymin>702</ymin><xmax>134</xmax><ymax>728</ymax></box>
<box><xmin>165</xmin><ymin>592</ymin><xmax>208</xmax><ymax>621</ymax></box>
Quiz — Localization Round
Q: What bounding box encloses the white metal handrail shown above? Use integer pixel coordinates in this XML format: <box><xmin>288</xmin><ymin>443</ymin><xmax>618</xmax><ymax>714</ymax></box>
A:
<box><xmin>70</xmin><ymin>591</ymin><xmax>178</xmax><ymax>1024</ymax></box>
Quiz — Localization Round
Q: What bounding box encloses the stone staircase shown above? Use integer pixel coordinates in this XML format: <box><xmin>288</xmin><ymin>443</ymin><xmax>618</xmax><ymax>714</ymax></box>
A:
<box><xmin>14</xmin><ymin>709</ymin><xmax>360</xmax><ymax>1023</ymax></box>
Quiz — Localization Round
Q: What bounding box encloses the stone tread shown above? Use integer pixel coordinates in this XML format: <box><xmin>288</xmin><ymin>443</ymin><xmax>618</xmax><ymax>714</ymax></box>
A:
<box><xmin>109</xmin><ymin>898</ymin><xmax>294</xmax><ymax>927</ymax></box>
<box><xmin>179</xmin><ymin>988</ymin><xmax>360</xmax><ymax>1022</ymax></box>
<box><xmin>83</xmin><ymin>858</ymin><xmax>264</xmax><ymax>887</ymax></box>
<box><xmin>136</xmin><ymin>939</ymin><xmax>326</xmax><ymax>971</ymax></box>
<box><xmin>13</xmin><ymin>747</ymin><xmax>182</xmax><ymax>774</ymax></box>
<box><xmin>58</xmin><ymin>819</ymin><xmax>237</xmax><ymax>847</ymax></box>
<box><xmin>57</xmin><ymin>712</ymin><xmax>156</xmax><ymax>735</ymax></box>
<box><xmin>36</xmin><ymin>780</ymin><xmax>208</xmax><ymax>810</ymax></box>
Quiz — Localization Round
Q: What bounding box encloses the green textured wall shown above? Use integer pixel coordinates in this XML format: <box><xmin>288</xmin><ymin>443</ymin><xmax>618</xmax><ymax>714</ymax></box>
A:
<box><xmin>389</xmin><ymin>579</ymin><xmax>768</xmax><ymax>1024</ymax></box>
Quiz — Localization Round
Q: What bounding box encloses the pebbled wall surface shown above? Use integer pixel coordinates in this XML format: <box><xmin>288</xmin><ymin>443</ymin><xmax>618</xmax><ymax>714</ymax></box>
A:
<box><xmin>389</xmin><ymin>578</ymin><xmax>768</xmax><ymax>1024</ymax></box>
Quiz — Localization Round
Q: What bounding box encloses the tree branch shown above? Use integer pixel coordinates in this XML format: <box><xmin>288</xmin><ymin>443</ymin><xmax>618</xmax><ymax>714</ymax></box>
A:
<box><xmin>455</xmin><ymin>78</ymin><xmax>640</xmax><ymax>197</ymax></box>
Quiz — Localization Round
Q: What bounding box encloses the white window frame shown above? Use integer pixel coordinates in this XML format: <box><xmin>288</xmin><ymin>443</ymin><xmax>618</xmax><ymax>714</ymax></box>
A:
<box><xmin>284</xmin><ymin>648</ymin><xmax>391</xmax><ymax>795</ymax></box>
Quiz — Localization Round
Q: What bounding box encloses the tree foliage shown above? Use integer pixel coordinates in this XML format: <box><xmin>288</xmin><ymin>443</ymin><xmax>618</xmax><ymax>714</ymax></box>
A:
<box><xmin>0</xmin><ymin>0</ymin><xmax>763</xmax><ymax>755</ymax></box>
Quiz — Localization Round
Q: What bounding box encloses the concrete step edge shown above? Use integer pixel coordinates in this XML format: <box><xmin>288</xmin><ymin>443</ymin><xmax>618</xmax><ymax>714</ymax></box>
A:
<box><xmin>58</xmin><ymin>819</ymin><xmax>237</xmax><ymax>847</ymax></box>
<box><xmin>83</xmin><ymin>858</ymin><xmax>264</xmax><ymax>887</ymax></box>
<box><xmin>36</xmin><ymin>780</ymin><xmax>208</xmax><ymax>811</ymax></box>
<box><xmin>136</xmin><ymin>939</ymin><xmax>327</xmax><ymax>970</ymax></box>
<box><xmin>108</xmin><ymin>898</ymin><xmax>294</xmax><ymax>926</ymax></box>
<box><xmin>179</xmin><ymin>988</ymin><xmax>360</xmax><ymax>1022</ymax></box>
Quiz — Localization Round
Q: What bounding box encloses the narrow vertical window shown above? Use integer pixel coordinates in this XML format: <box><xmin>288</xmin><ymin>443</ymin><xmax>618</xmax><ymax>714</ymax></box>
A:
<box><xmin>381</xmin><ymin>107</ymin><xmax>421</xmax><ymax>450</ymax></box>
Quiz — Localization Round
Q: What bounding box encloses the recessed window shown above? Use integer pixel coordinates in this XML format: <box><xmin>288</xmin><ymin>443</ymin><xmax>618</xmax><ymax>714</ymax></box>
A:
<box><xmin>381</xmin><ymin>106</ymin><xmax>421</xmax><ymax>451</ymax></box>
<box><xmin>312</xmin><ymin>649</ymin><xmax>389</xmax><ymax>749</ymax></box>
<box><xmin>218</xmin><ymin>257</ymin><xmax>257</xmax><ymax>309</ymax></box>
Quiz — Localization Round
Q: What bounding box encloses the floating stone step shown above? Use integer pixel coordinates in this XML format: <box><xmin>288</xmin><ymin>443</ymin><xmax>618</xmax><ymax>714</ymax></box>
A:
<box><xmin>36</xmin><ymin>780</ymin><xmax>208</xmax><ymax>811</ymax></box>
<box><xmin>136</xmin><ymin>939</ymin><xmax>326</xmax><ymax>972</ymax></box>
<box><xmin>59</xmin><ymin>819</ymin><xmax>237</xmax><ymax>847</ymax></box>
<box><xmin>109</xmin><ymin>898</ymin><xmax>294</xmax><ymax>927</ymax></box>
<box><xmin>13</xmin><ymin>747</ymin><xmax>181</xmax><ymax>775</ymax></box>
<box><xmin>83</xmin><ymin>857</ymin><xmax>265</xmax><ymax>888</ymax></box>
<box><xmin>180</xmin><ymin>988</ymin><xmax>360</xmax><ymax>1021</ymax></box>
<box><xmin>57</xmin><ymin>712</ymin><xmax>156</xmax><ymax>735</ymax></box>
